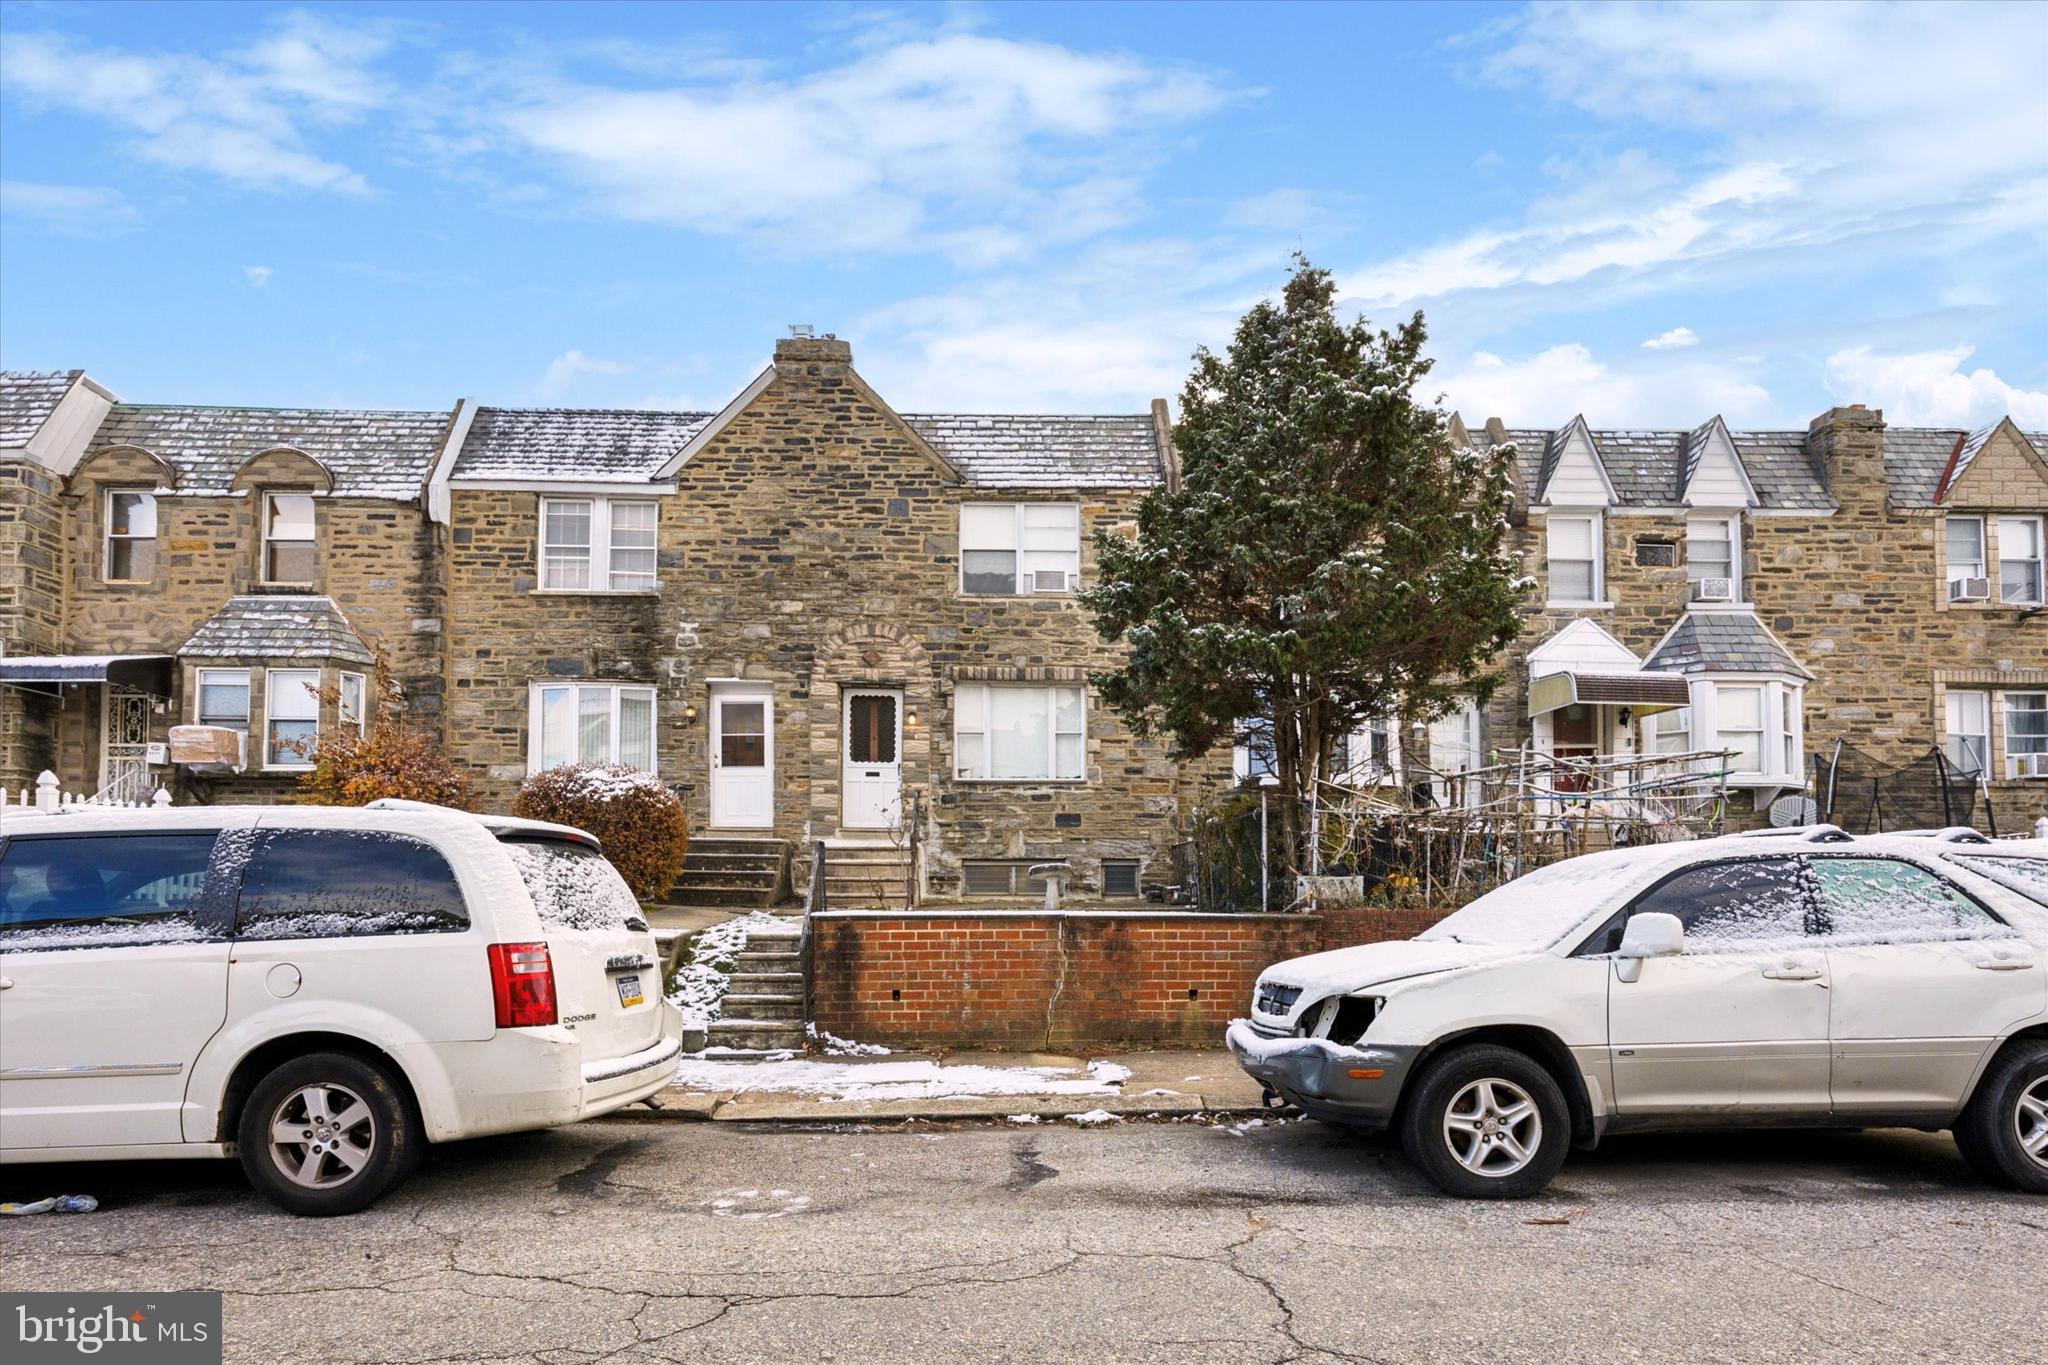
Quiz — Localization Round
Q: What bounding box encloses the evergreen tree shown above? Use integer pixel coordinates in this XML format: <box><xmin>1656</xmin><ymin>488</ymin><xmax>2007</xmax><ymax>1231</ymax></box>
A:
<box><xmin>1078</xmin><ymin>256</ymin><xmax>1525</xmax><ymax>884</ymax></box>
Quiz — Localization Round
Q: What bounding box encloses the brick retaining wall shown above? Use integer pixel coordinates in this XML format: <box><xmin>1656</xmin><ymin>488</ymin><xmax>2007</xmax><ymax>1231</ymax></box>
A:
<box><xmin>809</xmin><ymin>904</ymin><xmax>1443</xmax><ymax>1049</ymax></box>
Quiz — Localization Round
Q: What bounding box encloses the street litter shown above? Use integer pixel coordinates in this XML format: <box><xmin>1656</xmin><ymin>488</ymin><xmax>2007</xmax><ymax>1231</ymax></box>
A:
<box><xmin>1</xmin><ymin>1195</ymin><xmax>98</xmax><ymax>1215</ymax></box>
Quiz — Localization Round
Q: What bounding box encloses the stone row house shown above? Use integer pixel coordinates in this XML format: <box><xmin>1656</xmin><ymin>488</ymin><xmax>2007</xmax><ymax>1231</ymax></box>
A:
<box><xmin>2</xmin><ymin>338</ymin><xmax>2044</xmax><ymax>904</ymax></box>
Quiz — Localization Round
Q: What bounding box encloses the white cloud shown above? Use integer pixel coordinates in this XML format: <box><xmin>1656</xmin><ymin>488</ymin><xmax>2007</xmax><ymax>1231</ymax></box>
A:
<box><xmin>536</xmin><ymin>349</ymin><xmax>632</xmax><ymax>401</ymax></box>
<box><xmin>1430</xmin><ymin>342</ymin><xmax>1774</xmax><ymax>427</ymax></box>
<box><xmin>0</xmin><ymin>181</ymin><xmax>139</xmax><ymax>236</ymax></box>
<box><xmin>243</xmin><ymin>265</ymin><xmax>274</xmax><ymax>288</ymax></box>
<box><xmin>1823</xmin><ymin>346</ymin><xmax>2048</xmax><ymax>428</ymax></box>
<box><xmin>0</xmin><ymin>15</ymin><xmax>388</xmax><ymax>192</ymax></box>
<box><xmin>1641</xmin><ymin>326</ymin><xmax>1698</xmax><ymax>351</ymax></box>
<box><xmin>483</xmin><ymin>32</ymin><xmax>1232</xmax><ymax>257</ymax></box>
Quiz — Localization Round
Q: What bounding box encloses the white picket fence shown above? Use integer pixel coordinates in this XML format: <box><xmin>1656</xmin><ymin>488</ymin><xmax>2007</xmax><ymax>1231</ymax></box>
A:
<box><xmin>0</xmin><ymin>769</ymin><xmax>172</xmax><ymax>816</ymax></box>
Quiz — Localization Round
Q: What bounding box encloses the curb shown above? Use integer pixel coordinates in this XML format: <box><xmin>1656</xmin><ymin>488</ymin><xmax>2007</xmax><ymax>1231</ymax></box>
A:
<box><xmin>605</xmin><ymin>1086</ymin><xmax>1275</xmax><ymax>1125</ymax></box>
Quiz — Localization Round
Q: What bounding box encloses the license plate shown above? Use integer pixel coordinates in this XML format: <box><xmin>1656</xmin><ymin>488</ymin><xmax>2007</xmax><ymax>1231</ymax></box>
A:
<box><xmin>614</xmin><ymin>973</ymin><xmax>644</xmax><ymax>1008</ymax></box>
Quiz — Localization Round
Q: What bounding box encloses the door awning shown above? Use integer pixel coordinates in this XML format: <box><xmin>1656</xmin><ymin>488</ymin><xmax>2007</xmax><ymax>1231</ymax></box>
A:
<box><xmin>1529</xmin><ymin>670</ymin><xmax>1691</xmax><ymax>718</ymax></box>
<box><xmin>0</xmin><ymin>654</ymin><xmax>175</xmax><ymax>696</ymax></box>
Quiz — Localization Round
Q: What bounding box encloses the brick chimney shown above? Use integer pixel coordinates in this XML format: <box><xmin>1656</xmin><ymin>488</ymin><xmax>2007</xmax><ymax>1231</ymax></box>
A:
<box><xmin>1806</xmin><ymin>404</ymin><xmax>1887</xmax><ymax>514</ymax></box>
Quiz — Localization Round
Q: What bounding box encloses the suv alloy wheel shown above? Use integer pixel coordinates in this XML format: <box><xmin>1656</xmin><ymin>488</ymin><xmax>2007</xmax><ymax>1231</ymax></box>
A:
<box><xmin>237</xmin><ymin>1052</ymin><xmax>422</xmax><ymax>1215</ymax></box>
<box><xmin>1953</xmin><ymin>1041</ymin><xmax>2048</xmax><ymax>1195</ymax></box>
<box><xmin>1399</xmin><ymin>1044</ymin><xmax>1571</xmax><ymax>1199</ymax></box>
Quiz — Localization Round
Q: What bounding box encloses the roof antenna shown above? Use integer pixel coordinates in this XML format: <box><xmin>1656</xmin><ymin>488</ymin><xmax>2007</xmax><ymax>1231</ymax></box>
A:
<box><xmin>787</xmin><ymin>324</ymin><xmax>815</xmax><ymax>339</ymax></box>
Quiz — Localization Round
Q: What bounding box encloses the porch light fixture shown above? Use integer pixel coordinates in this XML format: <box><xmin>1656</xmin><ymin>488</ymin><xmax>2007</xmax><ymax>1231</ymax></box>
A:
<box><xmin>906</xmin><ymin>707</ymin><xmax>918</xmax><ymax>727</ymax></box>
<box><xmin>683</xmin><ymin>703</ymin><xmax>698</xmax><ymax>722</ymax></box>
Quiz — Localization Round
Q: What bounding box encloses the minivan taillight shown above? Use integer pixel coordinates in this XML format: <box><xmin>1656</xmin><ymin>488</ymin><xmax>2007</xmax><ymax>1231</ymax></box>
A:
<box><xmin>488</xmin><ymin>942</ymin><xmax>558</xmax><ymax>1028</ymax></box>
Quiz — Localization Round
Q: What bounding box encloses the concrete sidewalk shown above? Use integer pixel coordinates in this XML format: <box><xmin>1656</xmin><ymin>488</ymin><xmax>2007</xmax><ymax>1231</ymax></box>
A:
<box><xmin>629</xmin><ymin>1047</ymin><xmax>1272</xmax><ymax>1124</ymax></box>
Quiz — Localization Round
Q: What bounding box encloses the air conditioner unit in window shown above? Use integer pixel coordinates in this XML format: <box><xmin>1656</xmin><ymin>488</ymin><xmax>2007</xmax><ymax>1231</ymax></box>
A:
<box><xmin>1692</xmin><ymin>576</ymin><xmax>1734</xmax><ymax>602</ymax></box>
<box><xmin>2013</xmin><ymin>753</ymin><xmax>2048</xmax><ymax>780</ymax></box>
<box><xmin>1030</xmin><ymin>569</ymin><xmax>1070</xmax><ymax>593</ymax></box>
<box><xmin>1948</xmin><ymin>576</ymin><xmax>1991</xmax><ymax>603</ymax></box>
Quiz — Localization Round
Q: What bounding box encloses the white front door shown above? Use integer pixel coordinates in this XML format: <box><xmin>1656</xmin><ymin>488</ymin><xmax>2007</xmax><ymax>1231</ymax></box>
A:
<box><xmin>842</xmin><ymin>689</ymin><xmax>903</xmax><ymax>830</ymax></box>
<box><xmin>709</xmin><ymin>689</ymin><xmax>773</xmax><ymax>829</ymax></box>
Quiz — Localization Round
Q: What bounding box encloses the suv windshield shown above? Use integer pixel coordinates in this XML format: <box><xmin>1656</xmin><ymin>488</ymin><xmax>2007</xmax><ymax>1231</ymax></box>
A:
<box><xmin>1418</xmin><ymin>850</ymin><xmax>1662</xmax><ymax>950</ymax></box>
<box><xmin>504</xmin><ymin>838</ymin><xmax>643</xmax><ymax>933</ymax></box>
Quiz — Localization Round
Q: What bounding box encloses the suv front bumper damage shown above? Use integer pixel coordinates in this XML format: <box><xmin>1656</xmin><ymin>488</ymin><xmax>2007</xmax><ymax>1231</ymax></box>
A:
<box><xmin>1225</xmin><ymin>1020</ymin><xmax>1420</xmax><ymax>1129</ymax></box>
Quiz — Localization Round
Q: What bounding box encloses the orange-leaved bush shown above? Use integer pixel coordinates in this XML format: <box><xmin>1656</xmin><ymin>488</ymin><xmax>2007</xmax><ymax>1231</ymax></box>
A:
<box><xmin>295</xmin><ymin>727</ymin><xmax>473</xmax><ymax>810</ymax></box>
<box><xmin>512</xmin><ymin>764</ymin><xmax>689</xmax><ymax>902</ymax></box>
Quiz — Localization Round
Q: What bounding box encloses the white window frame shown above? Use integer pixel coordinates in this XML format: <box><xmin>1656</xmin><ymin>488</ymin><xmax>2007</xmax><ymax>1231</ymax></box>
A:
<box><xmin>1715</xmin><ymin>683</ymin><xmax>1766</xmax><ymax>777</ymax></box>
<box><xmin>953</xmin><ymin>682</ymin><xmax>1086</xmax><ymax>782</ymax></box>
<box><xmin>263</xmin><ymin>667</ymin><xmax>321</xmax><ymax>771</ymax></box>
<box><xmin>2005</xmin><ymin>691</ymin><xmax>2048</xmax><ymax>775</ymax></box>
<box><xmin>339</xmin><ymin>671</ymin><xmax>368</xmax><ymax>739</ymax></box>
<box><xmin>1944</xmin><ymin>689</ymin><xmax>1991</xmax><ymax>781</ymax></box>
<box><xmin>103</xmin><ymin>487</ymin><xmax>157</xmax><ymax>583</ymax></box>
<box><xmin>1645</xmin><ymin>706</ymin><xmax>1692</xmax><ymax>756</ymax></box>
<box><xmin>1686</xmin><ymin>515</ymin><xmax>1741</xmax><ymax>602</ymax></box>
<box><xmin>1545</xmin><ymin>513</ymin><xmax>1603</xmax><ymax>605</ymax></box>
<box><xmin>1697</xmin><ymin>678</ymin><xmax>1803</xmax><ymax>783</ymax></box>
<box><xmin>1996</xmin><ymin>514</ymin><xmax>2045</xmax><ymax>606</ymax></box>
<box><xmin>196</xmin><ymin>667</ymin><xmax>251</xmax><ymax>737</ymax></box>
<box><xmin>526</xmin><ymin>681</ymin><xmax>658</xmax><ymax>774</ymax></box>
<box><xmin>538</xmin><ymin>496</ymin><xmax>659</xmax><ymax>593</ymax></box>
<box><xmin>1945</xmin><ymin>513</ymin><xmax>1987</xmax><ymax>586</ymax></box>
<box><xmin>261</xmin><ymin>492</ymin><xmax>317</xmax><ymax>585</ymax></box>
<box><xmin>958</xmin><ymin>503</ymin><xmax>1082</xmax><ymax>596</ymax></box>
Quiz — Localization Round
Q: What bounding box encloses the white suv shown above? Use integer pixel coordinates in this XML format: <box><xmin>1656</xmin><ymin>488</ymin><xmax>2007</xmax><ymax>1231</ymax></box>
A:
<box><xmin>1229</xmin><ymin>828</ymin><xmax>2048</xmax><ymax>1199</ymax></box>
<box><xmin>0</xmin><ymin>800</ymin><xmax>684</xmax><ymax>1214</ymax></box>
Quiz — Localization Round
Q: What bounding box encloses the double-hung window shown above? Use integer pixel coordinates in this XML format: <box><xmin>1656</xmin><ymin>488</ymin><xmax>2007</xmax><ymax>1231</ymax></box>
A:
<box><xmin>2007</xmin><ymin>692</ymin><xmax>2048</xmax><ymax>776</ymax></box>
<box><xmin>1686</xmin><ymin>517</ymin><xmax>1738</xmax><ymax>601</ymax></box>
<box><xmin>1944</xmin><ymin>691</ymin><xmax>1991</xmax><ymax>779</ymax></box>
<box><xmin>1647</xmin><ymin>706</ymin><xmax>1692</xmax><ymax>755</ymax></box>
<box><xmin>954</xmin><ymin>683</ymin><xmax>1084</xmax><ymax>781</ymax></box>
<box><xmin>530</xmin><ymin>682</ymin><xmax>656</xmax><ymax>773</ymax></box>
<box><xmin>1946</xmin><ymin>514</ymin><xmax>1988</xmax><ymax>598</ymax></box>
<box><xmin>339</xmin><ymin>672</ymin><xmax>368</xmax><ymax>739</ymax></box>
<box><xmin>263</xmin><ymin>493</ymin><xmax>316</xmax><ymax>584</ymax></box>
<box><xmin>540</xmin><ymin>497</ymin><xmax>658</xmax><ymax>592</ymax></box>
<box><xmin>197</xmin><ymin>668</ymin><xmax>251</xmax><ymax>738</ymax></box>
<box><xmin>104</xmin><ymin>489</ymin><xmax>157</xmax><ymax>582</ymax></box>
<box><xmin>1546</xmin><ymin>514</ymin><xmax>1601</xmax><ymax>603</ymax></box>
<box><xmin>1716</xmin><ymin>684</ymin><xmax>1765</xmax><ymax>774</ymax></box>
<box><xmin>265</xmin><ymin>668</ymin><xmax>320</xmax><ymax>769</ymax></box>
<box><xmin>960</xmin><ymin>504</ymin><xmax>1080</xmax><ymax>595</ymax></box>
<box><xmin>1998</xmin><ymin>515</ymin><xmax>2045</xmax><ymax>605</ymax></box>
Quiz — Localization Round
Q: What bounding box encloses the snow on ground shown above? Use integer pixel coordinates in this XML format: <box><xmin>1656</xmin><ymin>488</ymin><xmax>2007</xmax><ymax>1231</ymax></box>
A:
<box><xmin>671</xmin><ymin>1055</ymin><xmax>1134</xmax><ymax>1102</ymax></box>
<box><xmin>669</xmin><ymin>911</ymin><xmax>788</xmax><ymax>1030</ymax></box>
<box><xmin>807</xmin><ymin>1024</ymin><xmax>891</xmax><ymax>1056</ymax></box>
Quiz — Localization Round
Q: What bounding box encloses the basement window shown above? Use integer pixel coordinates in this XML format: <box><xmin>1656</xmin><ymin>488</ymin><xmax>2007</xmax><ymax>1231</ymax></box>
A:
<box><xmin>1102</xmin><ymin>860</ymin><xmax>1140</xmax><ymax>897</ymax></box>
<box><xmin>961</xmin><ymin>861</ymin><xmax>1028</xmax><ymax>896</ymax></box>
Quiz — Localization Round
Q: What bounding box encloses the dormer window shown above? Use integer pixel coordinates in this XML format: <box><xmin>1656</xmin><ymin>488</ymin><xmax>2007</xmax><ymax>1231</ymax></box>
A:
<box><xmin>1686</xmin><ymin>517</ymin><xmax>1740</xmax><ymax>602</ymax></box>
<box><xmin>1545</xmin><ymin>514</ymin><xmax>1602</xmax><ymax>604</ymax></box>
<box><xmin>104</xmin><ymin>489</ymin><xmax>157</xmax><ymax>582</ymax></box>
<box><xmin>263</xmin><ymin>493</ymin><xmax>316</xmax><ymax>584</ymax></box>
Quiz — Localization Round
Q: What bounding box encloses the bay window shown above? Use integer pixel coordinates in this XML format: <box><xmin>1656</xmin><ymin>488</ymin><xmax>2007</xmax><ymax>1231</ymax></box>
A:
<box><xmin>104</xmin><ymin>489</ymin><xmax>157</xmax><ymax>582</ymax></box>
<box><xmin>1944</xmin><ymin>690</ymin><xmax>1990</xmax><ymax>779</ymax></box>
<box><xmin>340</xmin><ymin>671</ymin><xmax>368</xmax><ymax>739</ymax></box>
<box><xmin>529</xmin><ymin>682</ymin><xmax>656</xmax><ymax>773</ymax></box>
<box><xmin>1686</xmin><ymin>517</ymin><xmax>1739</xmax><ymax>601</ymax></box>
<box><xmin>1546</xmin><ymin>514</ymin><xmax>1601</xmax><ymax>603</ymax></box>
<box><xmin>960</xmin><ymin>503</ymin><xmax>1080</xmax><ymax>595</ymax></box>
<box><xmin>954</xmin><ymin>683</ymin><xmax>1085</xmax><ymax>781</ymax></box>
<box><xmin>197</xmin><ymin>668</ymin><xmax>251</xmax><ymax>737</ymax></box>
<box><xmin>540</xmin><ymin>497</ymin><xmax>659</xmax><ymax>592</ymax></box>
<box><xmin>265</xmin><ymin>668</ymin><xmax>320</xmax><ymax>768</ymax></box>
<box><xmin>1647</xmin><ymin>706</ymin><xmax>1691</xmax><ymax>755</ymax></box>
<box><xmin>263</xmin><ymin>493</ymin><xmax>316</xmax><ymax>584</ymax></box>
<box><xmin>1998</xmin><ymin>515</ymin><xmax>2045</xmax><ymax>605</ymax></box>
<box><xmin>1717</xmin><ymin>685</ymin><xmax>1765</xmax><ymax>773</ymax></box>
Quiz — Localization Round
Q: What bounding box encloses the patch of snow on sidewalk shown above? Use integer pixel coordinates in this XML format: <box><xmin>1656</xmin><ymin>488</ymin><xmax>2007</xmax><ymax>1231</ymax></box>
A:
<box><xmin>806</xmin><ymin>1023</ymin><xmax>891</xmax><ymax>1056</ymax></box>
<box><xmin>672</xmin><ymin>1055</ymin><xmax>1133</xmax><ymax>1102</ymax></box>
<box><xmin>668</xmin><ymin>911</ymin><xmax>787</xmax><ymax>1030</ymax></box>
<box><xmin>1065</xmin><ymin>1109</ymin><xmax>1119</xmax><ymax>1126</ymax></box>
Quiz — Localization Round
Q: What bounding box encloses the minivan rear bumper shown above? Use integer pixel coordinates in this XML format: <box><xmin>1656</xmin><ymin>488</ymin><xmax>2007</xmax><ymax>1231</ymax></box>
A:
<box><xmin>576</xmin><ymin>1004</ymin><xmax>686</xmax><ymax>1118</ymax></box>
<box><xmin>1225</xmin><ymin>1020</ymin><xmax>1419</xmax><ymax>1129</ymax></box>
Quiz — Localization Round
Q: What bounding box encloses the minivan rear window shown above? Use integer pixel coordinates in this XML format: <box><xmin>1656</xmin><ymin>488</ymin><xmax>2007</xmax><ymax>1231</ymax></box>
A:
<box><xmin>503</xmin><ymin>838</ymin><xmax>642</xmax><ymax>933</ymax></box>
<box><xmin>1949</xmin><ymin>855</ymin><xmax>2048</xmax><ymax>909</ymax></box>
<box><xmin>236</xmin><ymin>829</ymin><xmax>468</xmax><ymax>938</ymax></box>
<box><xmin>0</xmin><ymin>833</ymin><xmax>219</xmax><ymax>950</ymax></box>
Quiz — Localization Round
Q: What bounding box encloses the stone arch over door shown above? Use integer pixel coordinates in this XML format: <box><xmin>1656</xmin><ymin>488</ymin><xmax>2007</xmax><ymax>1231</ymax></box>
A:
<box><xmin>811</xmin><ymin>621</ymin><xmax>933</xmax><ymax>834</ymax></box>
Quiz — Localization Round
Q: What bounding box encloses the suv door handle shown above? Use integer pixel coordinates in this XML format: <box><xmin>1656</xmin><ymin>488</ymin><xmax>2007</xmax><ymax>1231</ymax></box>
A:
<box><xmin>1974</xmin><ymin>958</ymin><xmax>2034</xmax><ymax>971</ymax></box>
<box><xmin>0</xmin><ymin>976</ymin><xmax>13</xmax><ymax>990</ymax></box>
<box><xmin>1761</xmin><ymin>965</ymin><xmax>1822</xmax><ymax>981</ymax></box>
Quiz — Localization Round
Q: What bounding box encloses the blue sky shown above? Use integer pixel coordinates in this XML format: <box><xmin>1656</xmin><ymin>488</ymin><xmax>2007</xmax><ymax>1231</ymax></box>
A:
<box><xmin>2</xmin><ymin>0</ymin><xmax>2044</xmax><ymax>429</ymax></box>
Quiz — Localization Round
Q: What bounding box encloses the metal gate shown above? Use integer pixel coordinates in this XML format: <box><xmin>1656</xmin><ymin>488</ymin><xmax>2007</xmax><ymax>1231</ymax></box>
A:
<box><xmin>100</xmin><ymin>686</ymin><xmax>153</xmax><ymax>803</ymax></box>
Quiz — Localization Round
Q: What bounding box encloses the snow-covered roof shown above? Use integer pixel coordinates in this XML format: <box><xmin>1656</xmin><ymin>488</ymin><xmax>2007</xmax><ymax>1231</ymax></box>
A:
<box><xmin>450</xmin><ymin>407</ymin><xmax>717</xmax><ymax>483</ymax></box>
<box><xmin>178</xmin><ymin>595</ymin><xmax>376</xmax><ymax>664</ymax></box>
<box><xmin>903</xmin><ymin>414</ymin><xmax>1164</xmax><ymax>488</ymax></box>
<box><xmin>0</xmin><ymin>370</ymin><xmax>83</xmax><ymax>448</ymax></box>
<box><xmin>1487</xmin><ymin>424</ymin><xmax>1833</xmax><ymax>511</ymax></box>
<box><xmin>86</xmin><ymin>404</ymin><xmax>451</xmax><ymax>499</ymax></box>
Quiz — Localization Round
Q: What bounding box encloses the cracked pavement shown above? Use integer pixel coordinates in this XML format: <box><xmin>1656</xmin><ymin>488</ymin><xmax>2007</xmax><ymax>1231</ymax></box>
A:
<box><xmin>3</xmin><ymin>1117</ymin><xmax>2043</xmax><ymax>1363</ymax></box>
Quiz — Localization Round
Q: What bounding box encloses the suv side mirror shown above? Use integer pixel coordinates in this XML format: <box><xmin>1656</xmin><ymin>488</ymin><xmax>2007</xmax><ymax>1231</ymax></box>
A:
<box><xmin>1614</xmin><ymin>912</ymin><xmax>1684</xmax><ymax>983</ymax></box>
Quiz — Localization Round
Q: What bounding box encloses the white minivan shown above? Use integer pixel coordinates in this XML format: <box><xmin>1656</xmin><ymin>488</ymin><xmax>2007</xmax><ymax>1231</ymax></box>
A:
<box><xmin>0</xmin><ymin>800</ymin><xmax>684</xmax><ymax>1214</ymax></box>
<box><xmin>1230</xmin><ymin>827</ymin><xmax>2048</xmax><ymax>1199</ymax></box>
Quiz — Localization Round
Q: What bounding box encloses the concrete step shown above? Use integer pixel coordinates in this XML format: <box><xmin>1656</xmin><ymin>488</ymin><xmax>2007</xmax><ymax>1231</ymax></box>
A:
<box><xmin>672</xmin><ymin>869</ymin><xmax>780</xmax><ymax>890</ymax></box>
<box><xmin>734</xmin><ymin>950</ymin><xmax>801</xmax><ymax>971</ymax></box>
<box><xmin>660</xmin><ymin>886</ymin><xmax>773</xmax><ymax>909</ymax></box>
<box><xmin>721</xmin><ymin>993</ymin><xmax>803</xmax><ymax>1021</ymax></box>
<box><xmin>709</xmin><ymin>1019</ymin><xmax>806</xmax><ymax>1051</ymax></box>
<box><xmin>692</xmin><ymin>837</ymin><xmax>791</xmax><ymax>855</ymax></box>
<box><xmin>728</xmin><ymin>971</ymin><xmax>802</xmax><ymax>992</ymax></box>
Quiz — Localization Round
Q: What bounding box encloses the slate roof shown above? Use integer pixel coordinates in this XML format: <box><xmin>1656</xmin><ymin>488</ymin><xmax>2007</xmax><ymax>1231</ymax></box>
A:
<box><xmin>1480</xmin><ymin>424</ymin><xmax>1833</xmax><ymax>510</ymax></box>
<box><xmin>178</xmin><ymin>595</ymin><xmax>376</xmax><ymax>665</ymax></box>
<box><xmin>902</xmin><ymin>414</ymin><xmax>1164</xmax><ymax>488</ymax></box>
<box><xmin>449</xmin><ymin>407</ymin><xmax>717</xmax><ymax>483</ymax></box>
<box><xmin>86</xmin><ymin>404</ymin><xmax>449</xmax><ymax>499</ymax></box>
<box><xmin>0</xmin><ymin>370</ymin><xmax>82</xmax><ymax>448</ymax></box>
<box><xmin>1643</xmin><ymin>612</ymin><xmax>1811</xmax><ymax>680</ymax></box>
<box><xmin>1883</xmin><ymin>426</ymin><xmax>2048</xmax><ymax>509</ymax></box>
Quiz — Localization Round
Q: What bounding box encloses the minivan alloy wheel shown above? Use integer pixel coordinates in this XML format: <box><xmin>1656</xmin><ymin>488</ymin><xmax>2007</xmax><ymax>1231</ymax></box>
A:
<box><xmin>1443</xmin><ymin>1078</ymin><xmax>1542</xmax><ymax>1177</ymax></box>
<box><xmin>2018</xmin><ymin>1076</ymin><xmax>2048</xmax><ymax>1170</ymax></box>
<box><xmin>269</xmin><ymin>1083</ymin><xmax>378</xmax><ymax>1189</ymax></box>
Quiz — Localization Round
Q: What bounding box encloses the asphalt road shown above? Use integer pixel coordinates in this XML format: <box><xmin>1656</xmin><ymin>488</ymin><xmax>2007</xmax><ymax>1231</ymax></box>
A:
<box><xmin>3</xmin><ymin>1116</ymin><xmax>2044</xmax><ymax>1364</ymax></box>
